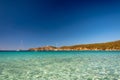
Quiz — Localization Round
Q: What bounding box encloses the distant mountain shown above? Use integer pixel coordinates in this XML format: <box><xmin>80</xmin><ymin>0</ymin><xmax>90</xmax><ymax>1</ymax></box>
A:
<box><xmin>29</xmin><ymin>40</ymin><xmax>120</xmax><ymax>51</ymax></box>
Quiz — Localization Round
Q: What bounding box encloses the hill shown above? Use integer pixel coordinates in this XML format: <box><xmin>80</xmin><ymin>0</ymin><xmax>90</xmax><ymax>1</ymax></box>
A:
<box><xmin>29</xmin><ymin>40</ymin><xmax>120</xmax><ymax>51</ymax></box>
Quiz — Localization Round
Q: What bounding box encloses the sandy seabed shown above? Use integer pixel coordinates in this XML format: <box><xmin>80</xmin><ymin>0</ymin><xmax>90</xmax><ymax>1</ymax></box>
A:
<box><xmin>0</xmin><ymin>51</ymin><xmax>120</xmax><ymax>80</ymax></box>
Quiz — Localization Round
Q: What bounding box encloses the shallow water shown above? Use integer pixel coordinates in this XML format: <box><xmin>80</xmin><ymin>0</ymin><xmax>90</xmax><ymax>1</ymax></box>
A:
<box><xmin>0</xmin><ymin>51</ymin><xmax>120</xmax><ymax>80</ymax></box>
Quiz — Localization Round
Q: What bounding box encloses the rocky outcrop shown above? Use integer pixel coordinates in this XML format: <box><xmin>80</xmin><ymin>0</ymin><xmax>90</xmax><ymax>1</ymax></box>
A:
<box><xmin>29</xmin><ymin>46</ymin><xmax>57</xmax><ymax>51</ymax></box>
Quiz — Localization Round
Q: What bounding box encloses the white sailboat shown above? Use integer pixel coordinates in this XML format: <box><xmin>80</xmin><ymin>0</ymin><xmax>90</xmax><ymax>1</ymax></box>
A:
<box><xmin>16</xmin><ymin>40</ymin><xmax>24</xmax><ymax>51</ymax></box>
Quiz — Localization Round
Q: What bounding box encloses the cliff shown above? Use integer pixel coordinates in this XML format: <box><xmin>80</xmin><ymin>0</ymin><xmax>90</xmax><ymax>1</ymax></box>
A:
<box><xmin>29</xmin><ymin>40</ymin><xmax>120</xmax><ymax>51</ymax></box>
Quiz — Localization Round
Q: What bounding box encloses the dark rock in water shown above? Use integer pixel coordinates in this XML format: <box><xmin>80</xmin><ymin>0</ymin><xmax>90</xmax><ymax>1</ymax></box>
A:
<box><xmin>87</xmin><ymin>78</ymin><xmax>92</xmax><ymax>80</ymax></box>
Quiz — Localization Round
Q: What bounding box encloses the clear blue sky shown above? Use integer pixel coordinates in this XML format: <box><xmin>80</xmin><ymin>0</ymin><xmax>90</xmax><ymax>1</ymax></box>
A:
<box><xmin>0</xmin><ymin>0</ymin><xmax>120</xmax><ymax>50</ymax></box>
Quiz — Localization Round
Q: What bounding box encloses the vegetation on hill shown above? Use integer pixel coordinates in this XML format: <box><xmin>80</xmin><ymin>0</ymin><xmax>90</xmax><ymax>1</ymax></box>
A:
<box><xmin>29</xmin><ymin>40</ymin><xmax>120</xmax><ymax>51</ymax></box>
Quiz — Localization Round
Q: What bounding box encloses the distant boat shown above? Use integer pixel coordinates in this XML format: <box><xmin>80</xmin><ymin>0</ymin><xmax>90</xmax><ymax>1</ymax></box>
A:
<box><xmin>16</xmin><ymin>49</ymin><xmax>20</xmax><ymax>51</ymax></box>
<box><xmin>17</xmin><ymin>40</ymin><xmax>24</xmax><ymax>51</ymax></box>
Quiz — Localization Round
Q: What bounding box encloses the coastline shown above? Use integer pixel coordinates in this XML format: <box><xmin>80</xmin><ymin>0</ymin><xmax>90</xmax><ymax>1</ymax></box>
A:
<box><xmin>29</xmin><ymin>40</ymin><xmax>120</xmax><ymax>51</ymax></box>
<box><xmin>1</xmin><ymin>49</ymin><xmax>120</xmax><ymax>52</ymax></box>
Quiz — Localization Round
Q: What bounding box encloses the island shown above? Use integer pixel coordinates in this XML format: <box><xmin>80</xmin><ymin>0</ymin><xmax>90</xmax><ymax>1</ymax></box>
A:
<box><xmin>29</xmin><ymin>40</ymin><xmax>120</xmax><ymax>51</ymax></box>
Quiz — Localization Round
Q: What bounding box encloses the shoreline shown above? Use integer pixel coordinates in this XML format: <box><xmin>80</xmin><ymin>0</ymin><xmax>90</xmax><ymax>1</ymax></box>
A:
<box><xmin>1</xmin><ymin>50</ymin><xmax>120</xmax><ymax>52</ymax></box>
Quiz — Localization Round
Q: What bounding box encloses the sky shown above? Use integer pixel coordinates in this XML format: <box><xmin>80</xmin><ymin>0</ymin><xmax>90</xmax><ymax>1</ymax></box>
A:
<box><xmin>0</xmin><ymin>0</ymin><xmax>120</xmax><ymax>50</ymax></box>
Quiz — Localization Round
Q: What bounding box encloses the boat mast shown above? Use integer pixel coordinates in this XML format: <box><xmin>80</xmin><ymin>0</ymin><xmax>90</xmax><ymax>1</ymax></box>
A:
<box><xmin>20</xmin><ymin>40</ymin><xmax>24</xmax><ymax>50</ymax></box>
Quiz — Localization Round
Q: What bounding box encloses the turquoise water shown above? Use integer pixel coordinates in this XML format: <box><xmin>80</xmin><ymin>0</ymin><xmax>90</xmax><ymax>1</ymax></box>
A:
<box><xmin>0</xmin><ymin>51</ymin><xmax>120</xmax><ymax>80</ymax></box>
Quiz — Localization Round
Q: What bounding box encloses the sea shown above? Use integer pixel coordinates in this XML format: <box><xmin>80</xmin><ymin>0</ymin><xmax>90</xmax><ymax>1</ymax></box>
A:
<box><xmin>0</xmin><ymin>51</ymin><xmax>120</xmax><ymax>80</ymax></box>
